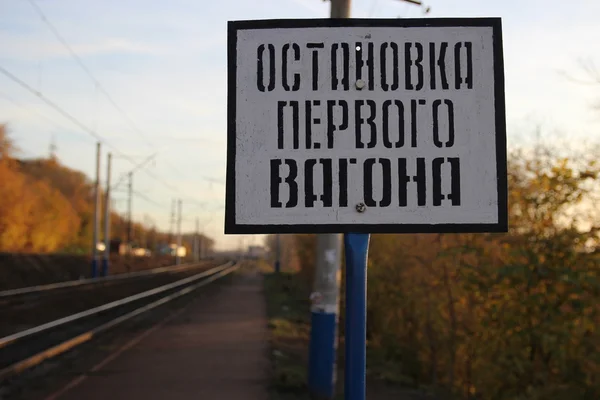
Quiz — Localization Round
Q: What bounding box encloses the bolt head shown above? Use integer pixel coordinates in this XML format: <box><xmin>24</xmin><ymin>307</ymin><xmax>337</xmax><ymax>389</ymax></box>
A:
<box><xmin>355</xmin><ymin>79</ymin><xmax>366</xmax><ymax>90</ymax></box>
<box><xmin>355</xmin><ymin>203</ymin><xmax>366</xmax><ymax>213</ymax></box>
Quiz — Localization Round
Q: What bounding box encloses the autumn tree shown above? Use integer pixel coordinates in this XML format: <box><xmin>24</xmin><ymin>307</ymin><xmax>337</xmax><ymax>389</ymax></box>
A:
<box><xmin>287</xmin><ymin>138</ymin><xmax>599</xmax><ymax>399</ymax></box>
<box><xmin>0</xmin><ymin>125</ymin><xmax>80</xmax><ymax>252</ymax></box>
<box><xmin>365</xmin><ymin>142</ymin><xmax>600</xmax><ymax>399</ymax></box>
<box><xmin>0</xmin><ymin>123</ymin><xmax>218</xmax><ymax>257</ymax></box>
<box><xmin>19</xmin><ymin>157</ymin><xmax>95</xmax><ymax>251</ymax></box>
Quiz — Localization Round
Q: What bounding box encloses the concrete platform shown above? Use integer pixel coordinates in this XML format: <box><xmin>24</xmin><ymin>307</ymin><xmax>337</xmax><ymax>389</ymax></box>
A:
<box><xmin>52</xmin><ymin>267</ymin><xmax>269</xmax><ymax>400</ymax></box>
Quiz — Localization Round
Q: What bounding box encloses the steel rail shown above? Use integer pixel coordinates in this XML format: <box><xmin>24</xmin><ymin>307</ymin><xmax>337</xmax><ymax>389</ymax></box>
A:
<box><xmin>0</xmin><ymin>261</ymin><xmax>233</xmax><ymax>349</ymax></box>
<box><xmin>0</xmin><ymin>260</ymin><xmax>219</xmax><ymax>299</ymax></box>
<box><xmin>0</xmin><ymin>261</ymin><xmax>239</xmax><ymax>382</ymax></box>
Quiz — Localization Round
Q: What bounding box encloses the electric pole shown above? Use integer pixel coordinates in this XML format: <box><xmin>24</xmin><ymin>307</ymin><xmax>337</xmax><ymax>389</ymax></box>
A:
<box><xmin>307</xmin><ymin>2</ymin><xmax>348</xmax><ymax>399</ymax></box>
<box><xmin>330</xmin><ymin>0</ymin><xmax>350</xmax><ymax>18</ymax></box>
<box><xmin>175</xmin><ymin>199</ymin><xmax>182</xmax><ymax>265</ymax></box>
<box><xmin>127</xmin><ymin>172</ymin><xmax>133</xmax><ymax>251</ymax></box>
<box><xmin>91</xmin><ymin>142</ymin><xmax>101</xmax><ymax>278</ymax></box>
<box><xmin>102</xmin><ymin>152</ymin><xmax>112</xmax><ymax>277</ymax></box>
<box><xmin>169</xmin><ymin>198</ymin><xmax>176</xmax><ymax>245</ymax></box>
<box><xmin>108</xmin><ymin>152</ymin><xmax>159</xmax><ymax>256</ymax></box>
<box><xmin>142</xmin><ymin>215</ymin><xmax>149</xmax><ymax>249</ymax></box>
<box><xmin>49</xmin><ymin>135</ymin><xmax>57</xmax><ymax>160</ymax></box>
<box><xmin>194</xmin><ymin>217</ymin><xmax>199</xmax><ymax>262</ymax></box>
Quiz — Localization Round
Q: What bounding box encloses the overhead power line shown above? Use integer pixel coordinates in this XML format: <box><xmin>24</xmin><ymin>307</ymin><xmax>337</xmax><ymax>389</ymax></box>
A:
<box><xmin>26</xmin><ymin>0</ymin><xmax>207</xmax><ymax>190</ymax></box>
<box><xmin>0</xmin><ymin>90</ymin><xmax>89</xmax><ymax>142</ymax></box>
<box><xmin>26</xmin><ymin>0</ymin><xmax>156</xmax><ymax>151</ymax></box>
<box><xmin>112</xmin><ymin>152</ymin><xmax>158</xmax><ymax>189</ymax></box>
<box><xmin>0</xmin><ymin>65</ymin><xmax>108</xmax><ymax>144</ymax></box>
<box><xmin>132</xmin><ymin>189</ymin><xmax>166</xmax><ymax>208</ymax></box>
<box><xmin>16</xmin><ymin>0</ymin><xmax>211</xmax><ymax>204</ymax></box>
<box><xmin>26</xmin><ymin>0</ymin><xmax>215</xmax><ymax>190</ymax></box>
<box><xmin>0</xmin><ymin>64</ymin><xmax>180</xmax><ymax>194</ymax></box>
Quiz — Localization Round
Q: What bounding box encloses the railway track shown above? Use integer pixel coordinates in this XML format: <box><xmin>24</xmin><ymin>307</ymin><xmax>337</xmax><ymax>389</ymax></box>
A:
<box><xmin>0</xmin><ymin>260</ymin><xmax>221</xmax><ymax>337</ymax></box>
<box><xmin>0</xmin><ymin>260</ymin><xmax>239</xmax><ymax>385</ymax></box>
<box><xmin>0</xmin><ymin>260</ymin><xmax>222</xmax><ymax>306</ymax></box>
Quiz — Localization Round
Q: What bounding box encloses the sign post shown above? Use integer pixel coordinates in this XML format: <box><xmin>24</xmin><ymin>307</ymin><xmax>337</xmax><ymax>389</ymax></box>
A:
<box><xmin>343</xmin><ymin>232</ymin><xmax>370</xmax><ymax>400</ymax></box>
<box><xmin>226</xmin><ymin>18</ymin><xmax>506</xmax><ymax>400</ymax></box>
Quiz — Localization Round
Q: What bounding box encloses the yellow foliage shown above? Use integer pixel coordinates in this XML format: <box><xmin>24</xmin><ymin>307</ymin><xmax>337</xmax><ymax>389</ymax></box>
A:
<box><xmin>0</xmin><ymin>125</ymin><xmax>81</xmax><ymax>252</ymax></box>
<box><xmin>287</xmin><ymin>141</ymin><xmax>600</xmax><ymax>399</ymax></box>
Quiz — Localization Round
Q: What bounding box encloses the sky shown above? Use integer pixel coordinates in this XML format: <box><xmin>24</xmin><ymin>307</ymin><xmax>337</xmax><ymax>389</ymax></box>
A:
<box><xmin>0</xmin><ymin>0</ymin><xmax>599</xmax><ymax>250</ymax></box>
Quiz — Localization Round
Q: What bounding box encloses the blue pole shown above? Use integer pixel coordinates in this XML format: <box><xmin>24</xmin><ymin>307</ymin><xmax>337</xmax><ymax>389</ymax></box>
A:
<box><xmin>308</xmin><ymin>310</ymin><xmax>338</xmax><ymax>398</ymax></box>
<box><xmin>344</xmin><ymin>233</ymin><xmax>370</xmax><ymax>400</ymax></box>
<box><xmin>101</xmin><ymin>257</ymin><xmax>108</xmax><ymax>277</ymax></box>
<box><xmin>91</xmin><ymin>257</ymin><xmax>98</xmax><ymax>279</ymax></box>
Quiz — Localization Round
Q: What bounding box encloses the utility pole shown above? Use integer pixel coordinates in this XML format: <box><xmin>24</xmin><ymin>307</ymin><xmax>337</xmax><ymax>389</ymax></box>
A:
<box><xmin>127</xmin><ymin>172</ymin><xmax>133</xmax><ymax>252</ymax></box>
<box><xmin>338</xmin><ymin>5</ymin><xmax>428</xmax><ymax>400</ymax></box>
<box><xmin>169</xmin><ymin>198</ymin><xmax>176</xmax><ymax>244</ymax></box>
<box><xmin>142</xmin><ymin>215</ymin><xmax>148</xmax><ymax>249</ymax></box>
<box><xmin>152</xmin><ymin>225</ymin><xmax>158</xmax><ymax>254</ymax></box>
<box><xmin>200</xmin><ymin>236</ymin><xmax>205</xmax><ymax>259</ymax></box>
<box><xmin>91</xmin><ymin>142</ymin><xmax>101</xmax><ymax>278</ymax></box>
<box><xmin>193</xmin><ymin>217</ymin><xmax>199</xmax><ymax>262</ymax></box>
<box><xmin>49</xmin><ymin>135</ymin><xmax>57</xmax><ymax>160</ymax></box>
<box><xmin>330</xmin><ymin>0</ymin><xmax>350</xmax><ymax>18</ymax></box>
<box><xmin>102</xmin><ymin>152</ymin><xmax>112</xmax><ymax>277</ymax></box>
<box><xmin>175</xmin><ymin>199</ymin><xmax>182</xmax><ymax>265</ymax></box>
<box><xmin>307</xmin><ymin>2</ymin><xmax>347</xmax><ymax>399</ymax></box>
<box><xmin>199</xmin><ymin>226</ymin><xmax>205</xmax><ymax>260</ymax></box>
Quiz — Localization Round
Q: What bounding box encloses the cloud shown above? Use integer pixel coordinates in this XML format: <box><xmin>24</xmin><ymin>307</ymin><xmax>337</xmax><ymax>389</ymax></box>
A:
<box><xmin>0</xmin><ymin>33</ymin><xmax>167</xmax><ymax>60</ymax></box>
<box><xmin>72</xmin><ymin>38</ymin><xmax>165</xmax><ymax>56</ymax></box>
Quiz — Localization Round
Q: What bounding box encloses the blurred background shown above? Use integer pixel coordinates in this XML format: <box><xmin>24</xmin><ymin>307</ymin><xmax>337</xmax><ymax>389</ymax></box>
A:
<box><xmin>0</xmin><ymin>1</ymin><xmax>599</xmax><ymax>397</ymax></box>
<box><xmin>1</xmin><ymin>0</ymin><xmax>598</xmax><ymax>254</ymax></box>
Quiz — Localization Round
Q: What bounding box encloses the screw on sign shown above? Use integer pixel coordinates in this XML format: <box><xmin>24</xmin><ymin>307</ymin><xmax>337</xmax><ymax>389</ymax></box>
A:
<box><xmin>226</xmin><ymin>18</ymin><xmax>507</xmax><ymax>400</ymax></box>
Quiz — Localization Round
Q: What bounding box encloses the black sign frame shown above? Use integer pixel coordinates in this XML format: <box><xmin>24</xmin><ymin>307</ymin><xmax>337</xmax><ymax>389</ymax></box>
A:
<box><xmin>226</xmin><ymin>18</ymin><xmax>507</xmax><ymax>234</ymax></box>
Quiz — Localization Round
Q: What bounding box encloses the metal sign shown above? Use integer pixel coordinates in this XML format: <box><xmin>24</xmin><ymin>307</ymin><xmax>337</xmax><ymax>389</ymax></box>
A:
<box><xmin>226</xmin><ymin>18</ymin><xmax>507</xmax><ymax>234</ymax></box>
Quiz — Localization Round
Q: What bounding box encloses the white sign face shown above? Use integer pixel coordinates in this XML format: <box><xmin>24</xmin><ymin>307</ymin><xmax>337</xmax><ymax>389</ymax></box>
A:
<box><xmin>226</xmin><ymin>19</ymin><xmax>507</xmax><ymax>234</ymax></box>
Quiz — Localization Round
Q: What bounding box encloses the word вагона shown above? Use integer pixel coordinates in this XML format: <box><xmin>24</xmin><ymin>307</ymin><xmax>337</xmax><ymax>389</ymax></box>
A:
<box><xmin>258</xmin><ymin>40</ymin><xmax>474</xmax><ymax>210</ymax></box>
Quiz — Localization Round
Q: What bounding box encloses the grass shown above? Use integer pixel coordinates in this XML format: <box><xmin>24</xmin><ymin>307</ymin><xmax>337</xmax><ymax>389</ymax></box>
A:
<box><xmin>261</xmin><ymin>266</ymin><xmax>440</xmax><ymax>400</ymax></box>
<box><xmin>263</xmin><ymin>271</ymin><xmax>312</xmax><ymax>399</ymax></box>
